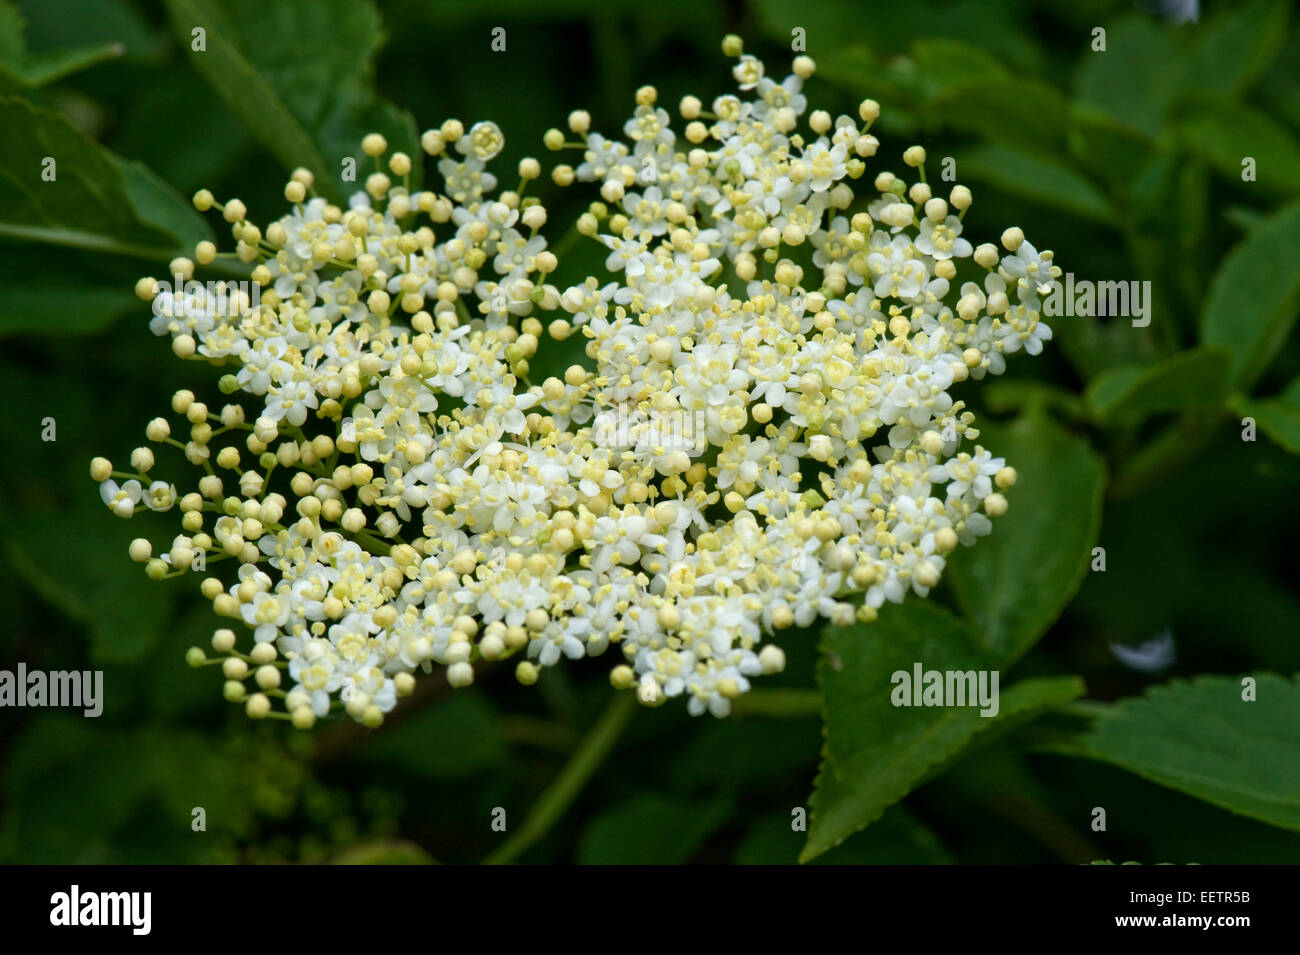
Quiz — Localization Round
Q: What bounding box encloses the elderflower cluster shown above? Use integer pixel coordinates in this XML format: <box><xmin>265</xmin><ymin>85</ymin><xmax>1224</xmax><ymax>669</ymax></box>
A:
<box><xmin>91</xmin><ymin>36</ymin><xmax>1058</xmax><ymax>727</ymax></box>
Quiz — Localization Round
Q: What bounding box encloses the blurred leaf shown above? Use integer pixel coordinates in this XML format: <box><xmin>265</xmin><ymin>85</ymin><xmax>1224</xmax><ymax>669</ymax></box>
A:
<box><xmin>162</xmin><ymin>0</ymin><xmax>332</xmax><ymax>194</ymax></box>
<box><xmin>0</xmin><ymin>0</ymin><xmax>130</xmax><ymax>89</ymax></box>
<box><xmin>1075</xmin><ymin>3</ymin><xmax>1290</xmax><ymax>138</ymax></box>
<box><xmin>960</xmin><ymin>143</ymin><xmax>1112</xmax><ymax>224</ymax></box>
<box><xmin>982</xmin><ymin>379</ymin><xmax>1087</xmax><ymax>421</ymax></box>
<box><xmin>1</xmin><ymin>719</ymin><xmax>260</xmax><ymax>862</ymax></box>
<box><xmin>1232</xmin><ymin>376</ymin><xmax>1300</xmax><ymax>454</ymax></box>
<box><xmin>1068</xmin><ymin>103</ymin><xmax>1158</xmax><ymax>195</ymax></box>
<box><xmin>811</xmin><ymin>45</ymin><xmax>914</xmax><ymax>132</ymax></box>
<box><xmin>751</xmin><ymin>0</ymin><xmax>1045</xmax><ymax>75</ymax></box>
<box><xmin>1200</xmin><ymin>199</ymin><xmax>1300</xmax><ymax>390</ymax></box>
<box><xmin>0</xmin><ymin>284</ymin><xmax>138</xmax><ymax>337</ymax></box>
<box><xmin>13</xmin><ymin>0</ymin><xmax>164</xmax><ymax>61</ymax></box>
<box><xmin>1259</xmin><ymin>31</ymin><xmax>1300</xmax><ymax>133</ymax></box>
<box><xmin>357</xmin><ymin>692</ymin><xmax>506</xmax><ymax>780</ymax></box>
<box><xmin>892</xmin><ymin>36</ymin><xmax>1009</xmax><ymax>100</ymax></box>
<box><xmin>1172</xmin><ymin>95</ymin><xmax>1300</xmax><ymax>197</ymax></box>
<box><xmin>1085</xmin><ymin>347</ymin><xmax>1230</xmax><ymax>426</ymax></box>
<box><xmin>0</xmin><ymin>1</ymin><xmax>22</xmax><ymax>58</ymax></box>
<box><xmin>332</xmin><ymin>839</ymin><xmax>435</xmax><ymax>864</ymax></box>
<box><xmin>1053</xmin><ymin>308</ymin><xmax>1163</xmax><ymax>382</ymax></box>
<box><xmin>1179</xmin><ymin>0</ymin><xmax>1290</xmax><ymax>101</ymax></box>
<box><xmin>113</xmin><ymin>155</ymin><xmax>214</xmax><ymax>249</ymax></box>
<box><xmin>945</xmin><ymin>411</ymin><xmax>1107</xmax><ymax>661</ymax></box>
<box><xmin>576</xmin><ymin>793</ymin><xmax>731</xmax><ymax>864</ymax></box>
<box><xmin>1048</xmin><ymin>674</ymin><xmax>1300</xmax><ymax>831</ymax></box>
<box><xmin>109</xmin><ymin>74</ymin><xmax>252</xmax><ymax>192</ymax></box>
<box><xmin>2</xmin><ymin>490</ymin><xmax>175</xmax><ymax>663</ymax></box>
<box><xmin>0</xmin><ymin>42</ymin><xmax>125</xmax><ymax>90</ymax></box>
<box><xmin>0</xmin><ymin>95</ymin><xmax>200</xmax><ymax>258</ymax></box>
<box><xmin>817</xmin><ymin>37</ymin><xmax>1022</xmax><ymax>140</ymax></box>
<box><xmin>1074</xmin><ymin>18</ymin><xmax>1181</xmax><ymax>139</ymax></box>
<box><xmin>1127</xmin><ymin>150</ymin><xmax>1183</xmax><ymax>235</ymax></box>
<box><xmin>803</xmin><ymin>598</ymin><xmax>1084</xmax><ymax>863</ymax></box>
<box><xmin>1222</xmin><ymin>205</ymin><xmax>1270</xmax><ymax>233</ymax></box>
<box><xmin>931</xmin><ymin>78</ymin><xmax>1068</xmax><ymax>150</ymax></box>
<box><xmin>314</xmin><ymin>92</ymin><xmax>422</xmax><ymax>196</ymax></box>
<box><xmin>667</xmin><ymin>715</ymin><xmax>819</xmax><ymax>791</ymax></box>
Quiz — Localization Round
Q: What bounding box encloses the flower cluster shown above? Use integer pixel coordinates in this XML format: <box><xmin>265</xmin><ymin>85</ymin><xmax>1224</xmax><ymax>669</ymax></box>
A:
<box><xmin>92</xmin><ymin>36</ymin><xmax>1058</xmax><ymax>727</ymax></box>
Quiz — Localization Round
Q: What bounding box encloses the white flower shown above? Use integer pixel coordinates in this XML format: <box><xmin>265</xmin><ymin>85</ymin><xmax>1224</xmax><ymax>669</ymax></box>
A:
<box><xmin>916</xmin><ymin>215</ymin><xmax>972</xmax><ymax>260</ymax></box>
<box><xmin>241</xmin><ymin>591</ymin><xmax>291</xmax><ymax>643</ymax></box>
<box><xmin>100</xmin><ymin>479</ymin><xmax>142</xmax><ymax>518</ymax></box>
<box><xmin>803</xmin><ymin>141</ymin><xmax>848</xmax><ymax>192</ymax></box>
<box><xmin>144</xmin><ymin>481</ymin><xmax>177</xmax><ymax>512</ymax></box>
<box><xmin>93</xmin><ymin>45</ymin><xmax>1058</xmax><ymax>725</ymax></box>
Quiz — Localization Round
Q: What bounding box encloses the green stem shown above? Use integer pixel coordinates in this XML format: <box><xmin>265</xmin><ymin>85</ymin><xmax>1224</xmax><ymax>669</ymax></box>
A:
<box><xmin>731</xmin><ymin>688</ymin><xmax>822</xmax><ymax>718</ymax></box>
<box><xmin>548</xmin><ymin>219</ymin><xmax>586</xmax><ymax>261</ymax></box>
<box><xmin>483</xmin><ymin>691</ymin><xmax>637</xmax><ymax>865</ymax></box>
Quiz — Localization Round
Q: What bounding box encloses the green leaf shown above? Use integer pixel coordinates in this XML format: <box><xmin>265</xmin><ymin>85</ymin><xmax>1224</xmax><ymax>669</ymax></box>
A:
<box><xmin>163</xmin><ymin>0</ymin><xmax>419</xmax><ymax>199</ymax></box>
<box><xmin>0</xmin><ymin>1</ymin><xmax>24</xmax><ymax>59</ymax></box>
<box><xmin>1075</xmin><ymin>3</ymin><xmax>1290</xmax><ymax>138</ymax></box>
<box><xmin>982</xmin><ymin>379</ymin><xmax>1087</xmax><ymax>421</ymax></box>
<box><xmin>113</xmin><ymin>155</ymin><xmax>214</xmax><ymax>250</ymax></box>
<box><xmin>667</xmin><ymin>714</ymin><xmax>820</xmax><ymax>790</ymax></box>
<box><xmin>357</xmin><ymin>692</ymin><xmax>506</xmax><ymax>780</ymax></box>
<box><xmin>1180</xmin><ymin>0</ymin><xmax>1291</xmax><ymax>101</ymax></box>
<box><xmin>802</xmin><ymin>599</ymin><xmax>1084</xmax><ymax>862</ymax></box>
<box><xmin>162</xmin><ymin>0</ymin><xmax>332</xmax><ymax>194</ymax></box>
<box><xmin>804</xmin><ymin>411</ymin><xmax>1103</xmax><ymax>861</ymax></box>
<box><xmin>1068</xmin><ymin>103</ymin><xmax>1158</xmax><ymax>194</ymax></box>
<box><xmin>332</xmin><ymin>839</ymin><xmax>435</xmax><ymax>864</ymax></box>
<box><xmin>0</xmin><ymin>95</ymin><xmax>209</xmax><ymax>259</ymax></box>
<box><xmin>945</xmin><ymin>412</ymin><xmax>1107</xmax><ymax>661</ymax></box>
<box><xmin>0</xmin><ymin>42</ymin><xmax>124</xmax><ymax>89</ymax></box>
<box><xmin>1</xmin><ymin>720</ymin><xmax>263</xmax><ymax>862</ymax></box>
<box><xmin>1085</xmin><ymin>347</ymin><xmax>1231</xmax><ymax>426</ymax></box>
<box><xmin>1173</xmin><ymin>96</ymin><xmax>1300</xmax><ymax>197</ymax></box>
<box><xmin>891</xmin><ymin>36</ymin><xmax>1009</xmax><ymax>101</ymax></box>
<box><xmin>3</xmin><ymin>509</ymin><xmax>175</xmax><ymax>664</ymax></box>
<box><xmin>930</xmin><ymin>78</ymin><xmax>1068</xmax><ymax>150</ymax></box>
<box><xmin>1074</xmin><ymin>18</ymin><xmax>1182</xmax><ymax>138</ymax></box>
<box><xmin>959</xmin><ymin>143</ymin><xmax>1113</xmax><ymax>224</ymax></box>
<box><xmin>811</xmin><ymin>45</ymin><xmax>914</xmax><ymax>133</ymax></box>
<box><xmin>815</xmin><ymin>37</ymin><xmax>1035</xmax><ymax>142</ymax></box>
<box><xmin>0</xmin><ymin>283</ymin><xmax>139</xmax><ymax>337</ymax></box>
<box><xmin>315</xmin><ymin>89</ymin><xmax>422</xmax><ymax>196</ymax></box>
<box><xmin>0</xmin><ymin>0</ymin><xmax>131</xmax><ymax>89</ymax></box>
<box><xmin>1050</xmin><ymin>674</ymin><xmax>1300</xmax><ymax>832</ymax></box>
<box><xmin>577</xmin><ymin>793</ymin><xmax>732</xmax><ymax>864</ymax></box>
<box><xmin>751</xmin><ymin>0</ymin><xmax>1045</xmax><ymax>75</ymax></box>
<box><xmin>1200</xmin><ymin>199</ymin><xmax>1300</xmax><ymax>390</ymax></box>
<box><xmin>1052</xmin><ymin>310</ymin><xmax>1164</xmax><ymax>382</ymax></box>
<box><xmin>1232</xmin><ymin>376</ymin><xmax>1300</xmax><ymax>454</ymax></box>
<box><xmin>10</xmin><ymin>0</ymin><xmax>164</xmax><ymax>61</ymax></box>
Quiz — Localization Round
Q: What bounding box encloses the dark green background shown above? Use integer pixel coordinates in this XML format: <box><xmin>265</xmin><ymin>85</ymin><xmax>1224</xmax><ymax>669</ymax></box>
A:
<box><xmin>1</xmin><ymin>0</ymin><xmax>1298</xmax><ymax>864</ymax></box>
